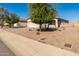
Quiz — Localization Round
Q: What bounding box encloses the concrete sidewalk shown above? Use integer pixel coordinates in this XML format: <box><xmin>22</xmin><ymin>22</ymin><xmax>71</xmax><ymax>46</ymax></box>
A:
<box><xmin>0</xmin><ymin>29</ymin><xmax>78</xmax><ymax>56</ymax></box>
<box><xmin>0</xmin><ymin>40</ymin><xmax>15</xmax><ymax>56</ymax></box>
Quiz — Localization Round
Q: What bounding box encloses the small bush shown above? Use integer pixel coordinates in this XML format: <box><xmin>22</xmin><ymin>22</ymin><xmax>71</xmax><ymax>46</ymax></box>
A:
<box><xmin>29</xmin><ymin>29</ymin><xmax>32</xmax><ymax>31</ymax></box>
<box><xmin>36</xmin><ymin>31</ymin><xmax>40</xmax><ymax>35</ymax></box>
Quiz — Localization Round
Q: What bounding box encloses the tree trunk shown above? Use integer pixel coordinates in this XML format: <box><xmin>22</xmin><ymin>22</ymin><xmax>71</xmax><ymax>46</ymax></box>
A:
<box><xmin>47</xmin><ymin>23</ymin><xmax>49</xmax><ymax>29</ymax></box>
<box><xmin>9</xmin><ymin>23</ymin><xmax>12</xmax><ymax>28</ymax></box>
<box><xmin>39</xmin><ymin>24</ymin><xmax>42</xmax><ymax>31</ymax></box>
<box><xmin>39</xmin><ymin>20</ymin><xmax>42</xmax><ymax>31</ymax></box>
<box><xmin>1</xmin><ymin>19</ymin><xmax>4</xmax><ymax>28</ymax></box>
<box><xmin>45</xmin><ymin>24</ymin><xmax>47</xmax><ymax>30</ymax></box>
<box><xmin>1</xmin><ymin>24</ymin><xmax>3</xmax><ymax>28</ymax></box>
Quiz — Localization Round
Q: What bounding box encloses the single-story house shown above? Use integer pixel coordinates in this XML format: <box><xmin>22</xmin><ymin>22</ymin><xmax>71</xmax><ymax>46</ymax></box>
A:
<box><xmin>18</xmin><ymin>18</ymin><xmax>27</xmax><ymax>27</ymax></box>
<box><xmin>26</xmin><ymin>18</ymin><xmax>69</xmax><ymax>29</ymax></box>
<box><xmin>13</xmin><ymin>18</ymin><xmax>27</xmax><ymax>27</ymax></box>
<box><xmin>53</xmin><ymin>18</ymin><xmax>69</xmax><ymax>28</ymax></box>
<box><xmin>26</xmin><ymin>18</ymin><xmax>39</xmax><ymax>29</ymax></box>
<box><xmin>13</xmin><ymin>18</ymin><xmax>69</xmax><ymax>29</ymax></box>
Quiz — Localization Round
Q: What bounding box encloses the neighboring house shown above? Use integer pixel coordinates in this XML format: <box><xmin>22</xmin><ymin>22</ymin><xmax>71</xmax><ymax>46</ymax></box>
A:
<box><xmin>53</xmin><ymin>18</ymin><xmax>69</xmax><ymax>28</ymax></box>
<box><xmin>17</xmin><ymin>18</ymin><xmax>27</xmax><ymax>27</ymax></box>
<box><xmin>26</xmin><ymin>18</ymin><xmax>39</xmax><ymax>29</ymax></box>
<box><xmin>13</xmin><ymin>18</ymin><xmax>28</xmax><ymax>28</ymax></box>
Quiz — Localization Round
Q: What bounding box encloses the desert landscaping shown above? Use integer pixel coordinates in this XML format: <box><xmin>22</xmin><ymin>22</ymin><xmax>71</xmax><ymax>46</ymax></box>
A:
<box><xmin>0</xmin><ymin>3</ymin><xmax>79</xmax><ymax>56</ymax></box>
<box><xmin>4</xmin><ymin>23</ymin><xmax>79</xmax><ymax>54</ymax></box>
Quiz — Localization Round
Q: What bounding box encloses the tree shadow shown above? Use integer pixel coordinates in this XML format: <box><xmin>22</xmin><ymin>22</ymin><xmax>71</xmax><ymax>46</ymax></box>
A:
<box><xmin>37</xmin><ymin>28</ymin><xmax>57</xmax><ymax>32</ymax></box>
<box><xmin>13</xmin><ymin>26</ymin><xmax>26</xmax><ymax>28</ymax></box>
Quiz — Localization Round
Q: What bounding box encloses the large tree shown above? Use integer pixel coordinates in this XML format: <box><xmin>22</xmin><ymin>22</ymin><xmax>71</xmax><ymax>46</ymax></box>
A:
<box><xmin>8</xmin><ymin>14</ymin><xmax>19</xmax><ymax>28</ymax></box>
<box><xmin>2</xmin><ymin>13</ymin><xmax>19</xmax><ymax>28</ymax></box>
<box><xmin>29</xmin><ymin>3</ymin><xmax>56</xmax><ymax>31</ymax></box>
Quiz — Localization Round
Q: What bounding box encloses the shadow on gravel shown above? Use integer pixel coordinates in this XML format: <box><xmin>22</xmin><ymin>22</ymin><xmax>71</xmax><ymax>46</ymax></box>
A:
<box><xmin>37</xmin><ymin>28</ymin><xmax>57</xmax><ymax>32</ymax></box>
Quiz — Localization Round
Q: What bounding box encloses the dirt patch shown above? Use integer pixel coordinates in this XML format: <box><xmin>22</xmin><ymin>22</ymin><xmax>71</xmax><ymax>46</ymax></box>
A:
<box><xmin>6</xmin><ymin>25</ymin><xmax>79</xmax><ymax>54</ymax></box>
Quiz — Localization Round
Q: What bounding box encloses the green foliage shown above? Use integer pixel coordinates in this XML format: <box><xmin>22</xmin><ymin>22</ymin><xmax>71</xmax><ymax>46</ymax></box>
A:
<box><xmin>3</xmin><ymin>14</ymin><xmax>19</xmax><ymax>24</ymax></box>
<box><xmin>1</xmin><ymin>13</ymin><xmax>19</xmax><ymax>28</ymax></box>
<box><xmin>29</xmin><ymin>3</ymin><xmax>56</xmax><ymax>24</ymax></box>
<box><xmin>9</xmin><ymin>14</ymin><xmax>19</xmax><ymax>24</ymax></box>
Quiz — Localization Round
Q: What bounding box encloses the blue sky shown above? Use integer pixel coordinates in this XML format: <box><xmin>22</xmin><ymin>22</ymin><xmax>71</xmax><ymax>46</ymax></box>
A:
<box><xmin>57</xmin><ymin>3</ymin><xmax>79</xmax><ymax>22</ymax></box>
<box><xmin>0</xmin><ymin>3</ymin><xmax>29</xmax><ymax>19</ymax></box>
<box><xmin>1</xmin><ymin>3</ymin><xmax>79</xmax><ymax>22</ymax></box>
